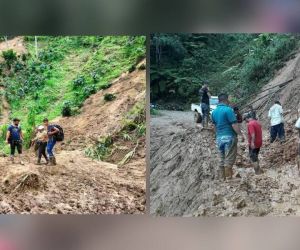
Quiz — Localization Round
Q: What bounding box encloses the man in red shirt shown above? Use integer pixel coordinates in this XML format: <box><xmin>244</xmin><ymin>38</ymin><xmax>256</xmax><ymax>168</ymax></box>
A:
<box><xmin>244</xmin><ymin>113</ymin><xmax>263</xmax><ymax>175</ymax></box>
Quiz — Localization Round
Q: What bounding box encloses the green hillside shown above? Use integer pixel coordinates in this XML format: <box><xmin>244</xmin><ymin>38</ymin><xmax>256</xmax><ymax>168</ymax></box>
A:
<box><xmin>150</xmin><ymin>33</ymin><xmax>300</xmax><ymax>109</ymax></box>
<box><xmin>0</xmin><ymin>36</ymin><xmax>145</xmax><ymax>152</ymax></box>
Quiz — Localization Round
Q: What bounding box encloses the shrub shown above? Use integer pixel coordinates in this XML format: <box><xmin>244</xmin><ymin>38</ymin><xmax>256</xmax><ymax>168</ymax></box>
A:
<box><xmin>62</xmin><ymin>101</ymin><xmax>72</xmax><ymax>117</ymax></box>
<box><xmin>122</xmin><ymin>121</ymin><xmax>137</xmax><ymax>131</ymax></box>
<box><xmin>73</xmin><ymin>76</ymin><xmax>86</xmax><ymax>88</ymax></box>
<box><xmin>101</xmin><ymin>83</ymin><xmax>112</xmax><ymax>90</ymax></box>
<box><xmin>0</xmin><ymin>124</ymin><xmax>8</xmax><ymax>141</ymax></box>
<box><xmin>38</xmin><ymin>48</ymin><xmax>64</xmax><ymax>62</ymax></box>
<box><xmin>21</xmin><ymin>54</ymin><xmax>27</xmax><ymax>61</ymax></box>
<box><xmin>2</xmin><ymin>49</ymin><xmax>17</xmax><ymax>68</ymax></box>
<box><xmin>83</xmin><ymin>85</ymin><xmax>96</xmax><ymax>97</ymax></box>
<box><xmin>104</xmin><ymin>93</ymin><xmax>116</xmax><ymax>101</ymax></box>
<box><xmin>136</xmin><ymin>124</ymin><xmax>146</xmax><ymax>137</ymax></box>
<box><xmin>128</xmin><ymin>65</ymin><xmax>136</xmax><ymax>73</ymax></box>
<box><xmin>14</xmin><ymin>61</ymin><xmax>24</xmax><ymax>72</ymax></box>
<box><xmin>91</xmin><ymin>71</ymin><xmax>99</xmax><ymax>83</ymax></box>
<box><xmin>85</xmin><ymin>136</ymin><xmax>113</xmax><ymax>160</ymax></box>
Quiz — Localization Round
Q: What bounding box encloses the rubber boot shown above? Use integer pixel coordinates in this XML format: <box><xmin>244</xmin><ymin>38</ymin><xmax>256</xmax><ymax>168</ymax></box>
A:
<box><xmin>224</xmin><ymin>166</ymin><xmax>233</xmax><ymax>179</ymax></box>
<box><xmin>254</xmin><ymin>162</ymin><xmax>263</xmax><ymax>175</ymax></box>
<box><xmin>49</xmin><ymin>156</ymin><xmax>57</xmax><ymax>166</ymax></box>
<box><xmin>35</xmin><ymin>158</ymin><xmax>42</xmax><ymax>165</ymax></box>
<box><xmin>49</xmin><ymin>156</ymin><xmax>55</xmax><ymax>166</ymax></box>
<box><xmin>52</xmin><ymin>156</ymin><xmax>57</xmax><ymax>165</ymax></box>
<box><xmin>205</xmin><ymin>117</ymin><xmax>209</xmax><ymax>129</ymax></box>
<box><xmin>217</xmin><ymin>168</ymin><xmax>225</xmax><ymax>181</ymax></box>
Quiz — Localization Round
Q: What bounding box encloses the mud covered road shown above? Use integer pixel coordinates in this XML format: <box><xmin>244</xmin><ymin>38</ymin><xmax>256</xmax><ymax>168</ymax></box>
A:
<box><xmin>150</xmin><ymin>110</ymin><xmax>300</xmax><ymax>216</ymax></box>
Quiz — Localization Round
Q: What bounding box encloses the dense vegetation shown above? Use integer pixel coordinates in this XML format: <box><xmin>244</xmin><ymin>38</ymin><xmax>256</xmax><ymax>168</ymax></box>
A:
<box><xmin>150</xmin><ymin>33</ymin><xmax>300</xmax><ymax>109</ymax></box>
<box><xmin>0</xmin><ymin>36</ymin><xmax>145</xmax><ymax>153</ymax></box>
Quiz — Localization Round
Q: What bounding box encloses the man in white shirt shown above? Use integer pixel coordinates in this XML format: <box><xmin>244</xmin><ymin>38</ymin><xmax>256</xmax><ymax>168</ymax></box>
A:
<box><xmin>268</xmin><ymin>101</ymin><xmax>285</xmax><ymax>143</ymax></box>
<box><xmin>296</xmin><ymin>116</ymin><xmax>300</xmax><ymax>169</ymax></box>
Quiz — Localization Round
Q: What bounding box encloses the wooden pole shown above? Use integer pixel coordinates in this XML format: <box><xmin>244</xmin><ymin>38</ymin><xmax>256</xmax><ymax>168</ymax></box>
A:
<box><xmin>5</xmin><ymin>36</ymin><xmax>8</xmax><ymax>48</ymax></box>
<box><xmin>35</xmin><ymin>36</ymin><xmax>38</xmax><ymax>58</ymax></box>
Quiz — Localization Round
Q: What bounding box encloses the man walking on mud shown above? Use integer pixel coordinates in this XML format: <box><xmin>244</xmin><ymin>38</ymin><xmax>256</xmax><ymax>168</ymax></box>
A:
<box><xmin>244</xmin><ymin>114</ymin><xmax>263</xmax><ymax>174</ymax></box>
<box><xmin>6</xmin><ymin>118</ymin><xmax>24</xmax><ymax>165</ymax></box>
<box><xmin>268</xmin><ymin>101</ymin><xmax>285</xmax><ymax>143</ymax></box>
<box><xmin>43</xmin><ymin>118</ymin><xmax>59</xmax><ymax>165</ymax></box>
<box><xmin>199</xmin><ymin>84</ymin><xmax>211</xmax><ymax>128</ymax></box>
<box><xmin>212</xmin><ymin>93</ymin><xmax>244</xmax><ymax>180</ymax></box>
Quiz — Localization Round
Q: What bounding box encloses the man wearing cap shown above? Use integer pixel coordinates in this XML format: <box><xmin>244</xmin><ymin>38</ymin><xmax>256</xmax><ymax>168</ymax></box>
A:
<box><xmin>211</xmin><ymin>93</ymin><xmax>245</xmax><ymax>180</ymax></box>
<box><xmin>244</xmin><ymin>113</ymin><xmax>263</xmax><ymax>174</ymax></box>
<box><xmin>33</xmin><ymin>125</ymin><xmax>49</xmax><ymax>165</ymax></box>
<box><xmin>199</xmin><ymin>84</ymin><xmax>211</xmax><ymax>128</ymax></box>
<box><xmin>6</xmin><ymin>118</ymin><xmax>24</xmax><ymax>165</ymax></box>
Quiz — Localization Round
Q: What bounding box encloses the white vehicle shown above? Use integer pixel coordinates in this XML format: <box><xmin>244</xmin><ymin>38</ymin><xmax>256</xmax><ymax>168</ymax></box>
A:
<box><xmin>191</xmin><ymin>96</ymin><xmax>219</xmax><ymax>115</ymax></box>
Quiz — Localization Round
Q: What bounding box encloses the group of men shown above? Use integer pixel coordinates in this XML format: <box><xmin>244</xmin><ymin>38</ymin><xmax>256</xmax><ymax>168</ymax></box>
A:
<box><xmin>199</xmin><ymin>85</ymin><xmax>299</xmax><ymax>181</ymax></box>
<box><xmin>5</xmin><ymin>118</ymin><xmax>59</xmax><ymax>165</ymax></box>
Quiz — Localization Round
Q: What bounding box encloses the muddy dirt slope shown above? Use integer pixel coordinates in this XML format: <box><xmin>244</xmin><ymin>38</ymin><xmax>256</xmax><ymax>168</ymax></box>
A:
<box><xmin>150</xmin><ymin>52</ymin><xmax>300</xmax><ymax>217</ymax></box>
<box><xmin>0</xmin><ymin>62</ymin><xmax>146</xmax><ymax>214</ymax></box>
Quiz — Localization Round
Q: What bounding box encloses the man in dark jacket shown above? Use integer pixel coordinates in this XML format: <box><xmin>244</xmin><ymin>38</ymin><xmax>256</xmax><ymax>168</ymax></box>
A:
<box><xmin>199</xmin><ymin>84</ymin><xmax>211</xmax><ymax>128</ymax></box>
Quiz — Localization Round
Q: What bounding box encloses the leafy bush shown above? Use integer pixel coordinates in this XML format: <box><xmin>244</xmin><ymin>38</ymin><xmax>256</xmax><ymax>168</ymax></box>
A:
<box><xmin>14</xmin><ymin>61</ymin><xmax>24</xmax><ymax>72</ymax></box>
<box><xmin>0</xmin><ymin>125</ymin><xmax>8</xmax><ymax>141</ymax></box>
<box><xmin>73</xmin><ymin>76</ymin><xmax>86</xmax><ymax>88</ymax></box>
<box><xmin>128</xmin><ymin>65</ymin><xmax>136</xmax><ymax>73</ymax></box>
<box><xmin>2</xmin><ymin>49</ymin><xmax>17</xmax><ymax>68</ymax></box>
<box><xmin>104</xmin><ymin>93</ymin><xmax>116</xmax><ymax>101</ymax></box>
<box><xmin>62</xmin><ymin>101</ymin><xmax>72</xmax><ymax>117</ymax></box>
<box><xmin>85</xmin><ymin>136</ymin><xmax>113</xmax><ymax>160</ymax></box>
<box><xmin>38</xmin><ymin>48</ymin><xmax>64</xmax><ymax>62</ymax></box>
<box><xmin>21</xmin><ymin>54</ymin><xmax>27</xmax><ymax>61</ymax></box>
<box><xmin>91</xmin><ymin>71</ymin><xmax>99</xmax><ymax>83</ymax></box>
<box><xmin>122</xmin><ymin>121</ymin><xmax>137</xmax><ymax>131</ymax></box>
<box><xmin>83</xmin><ymin>85</ymin><xmax>96</xmax><ymax>97</ymax></box>
<box><xmin>136</xmin><ymin>124</ymin><xmax>146</xmax><ymax>136</ymax></box>
<box><xmin>101</xmin><ymin>83</ymin><xmax>112</xmax><ymax>90</ymax></box>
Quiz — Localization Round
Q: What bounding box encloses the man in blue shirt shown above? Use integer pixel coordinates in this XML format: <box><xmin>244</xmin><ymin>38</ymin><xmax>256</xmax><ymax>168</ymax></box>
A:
<box><xmin>43</xmin><ymin>118</ymin><xmax>59</xmax><ymax>165</ymax></box>
<box><xmin>212</xmin><ymin>93</ymin><xmax>244</xmax><ymax>180</ymax></box>
<box><xmin>6</xmin><ymin>118</ymin><xmax>24</xmax><ymax>164</ymax></box>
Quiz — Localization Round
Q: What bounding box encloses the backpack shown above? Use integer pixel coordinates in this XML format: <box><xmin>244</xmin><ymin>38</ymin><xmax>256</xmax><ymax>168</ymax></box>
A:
<box><xmin>52</xmin><ymin>124</ymin><xmax>64</xmax><ymax>142</ymax></box>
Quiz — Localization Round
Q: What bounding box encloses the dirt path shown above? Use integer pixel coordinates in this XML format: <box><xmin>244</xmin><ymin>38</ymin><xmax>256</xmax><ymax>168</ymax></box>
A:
<box><xmin>150</xmin><ymin>111</ymin><xmax>300</xmax><ymax>216</ymax></box>
<box><xmin>0</xmin><ymin>149</ymin><xmax>145</xmax><ymax>214</ymax></box>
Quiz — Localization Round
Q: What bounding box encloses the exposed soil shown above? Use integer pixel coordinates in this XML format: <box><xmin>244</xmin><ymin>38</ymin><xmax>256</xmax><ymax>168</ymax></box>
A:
<box><xmin>150</xmin><ymin>52</ymin><xmax>300</xmax><ymax>217</ymax></box>
<box><xmin>0</xmin><ymin>149</ymin><xmax>145</xmax><ymax>214</ymax></box>
<box><xmin>0</xmin><ymin>38</ymin><xmax>146</xmax><ymax>214</ymax></box>
<box><xmin>0</xmin><ymin>37</ymin><xmax>26</xmax><ymax>62</ymax></box>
